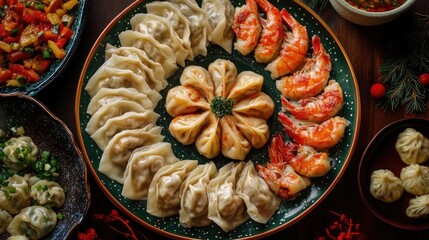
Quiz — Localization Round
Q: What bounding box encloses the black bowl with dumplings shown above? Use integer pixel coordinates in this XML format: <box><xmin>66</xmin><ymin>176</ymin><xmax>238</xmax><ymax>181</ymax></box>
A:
<box><xmin>358</xmin><ymin>117</ymin><xmax>429</xmax><ymax>230</ymax></box>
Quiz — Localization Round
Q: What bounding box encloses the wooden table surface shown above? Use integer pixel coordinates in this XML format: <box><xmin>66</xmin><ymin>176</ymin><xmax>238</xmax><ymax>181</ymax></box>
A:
<box><xmin>35</xmin><ymin>0</ymin><xmax>429</xmax><ymax>239</ymax></box>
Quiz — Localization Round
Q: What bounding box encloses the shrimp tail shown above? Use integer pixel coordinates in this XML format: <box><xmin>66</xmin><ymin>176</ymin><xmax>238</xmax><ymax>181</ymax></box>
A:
<box><xmin>278</xmin><ymin>112</ymin><xmax>297</xmax><ymax>135</ymax></box>
<box><xmin>280</xmin><ymin>8</ymin><xmax>295</xmax><ymax>27</ymax></box>
<box><xmin>268</xmin><ymin>133</ymin><xmax>297</xmax><ymax>164</ymax></box>
<box><xmin>254</xmin><ymin>0</ymin><xmax>275</xmax><ymax>11</ymax></box>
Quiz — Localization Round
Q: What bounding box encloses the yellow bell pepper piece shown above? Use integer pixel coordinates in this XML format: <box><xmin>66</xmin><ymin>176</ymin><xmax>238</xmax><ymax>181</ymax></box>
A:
<box><xmin>47</xmin><ymin>13</ymin><xmax>61</xmax><ymax>25</ymax></box>
<box><xmin>62</xmin><ymin>0</ymin><xmax>78</xmax><ymax>11</ymax></box>
<box><xmin>48</xmin><ymin>40</ymin><xmax>66</xmax><ymax>59</ymax></box>
<box><xmin>0</xmin><ymin>41</ymin><xmax>11</xmax><ymax>53</ymax></box>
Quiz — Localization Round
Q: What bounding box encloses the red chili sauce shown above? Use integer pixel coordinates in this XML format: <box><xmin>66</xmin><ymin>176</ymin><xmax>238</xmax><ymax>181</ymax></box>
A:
<box><xmin>345</xmin><ymin>0</ymin><xmax>407</xmax><ymax>12</ymax></box>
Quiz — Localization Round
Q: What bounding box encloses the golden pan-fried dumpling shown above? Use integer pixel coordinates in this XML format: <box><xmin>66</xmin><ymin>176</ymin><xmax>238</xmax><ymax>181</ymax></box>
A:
<box><xmin>30</xmin><ymin>179</ymin><xmax>65</xmax><ymax>208</ymax></box>
<box><xmin>208</xmin><ymin>59</ymin><xmax>237</xmax><ymax>97</ymax></box>
<box><xmin>122</xmin><ymin>142</ymin><xmax>179</xmax><ymax>200</ymax></box>
<box><xmin>207</xmin><ymin>162</ymin><xmax>248</xmax><ymax>232</ymax></box>
<box><xmin>201</xmin><ymin>0</ymin><xmax>235</xmax><ymax>53</ymax></box>
<box><xmin>406</xmin><ymin>194</ymin><xmax>429</xmax><ymax>218</ymax></box>
<box><xmin>179</xmin><ymin>162</ymin><xmax>217</xmax><ymax>228</ymax></box>
<box><xmin>179</xmin><ymin>65</ymin><xmax>214</xmax><ymax>101</ymax></box>
<box><xmin>166</xmin><ymin>86</ymin><xmax>210</xmax><ymax>117</ymax></box>
<box><xmin>118</xmin><ymin>30</ymin><xmax>178</xmax><ymax>77</ymax></box>
<box><xmin>236</xmin><ymin>161</ymin><xmax>281</xmax><ymax>224</ymax></box>
<box><xmin>395</xmin><ymin>128</ymin><xmax>429</xmax><ymax>165</ymax></box>
<box><xmin>85</xmin><ymin>99</ymin><xmax>147</xmax><ymax>136</ymax></box>
<box><xmin>98</xmin><ymin>125</ymin><xmax>164</xmax><ymax>184</ymax></box>
<box><xmin>86</xmin><ymin>87</ymin><xmax>159</xmax><ymax>116</ymax></box>
<box><xmin>7</xmin><ymin>206</ymin><xmax>57</xmax><ymax>239</ymax></box>
<box><xmin>90</xmin><ymin>111</ymin><xmax>160</xmax><ymax>150</ymax></box>
<box><xmin>169</xmin><ymin>111</ymin><xmax>211</xmax><ymax>145</ymax></box>
<box><xmin>232</xmin><ymin>92</ymin><xmax>275</xmax><ymax>121</ymax></box>
<box><xmin>220</xmin><ymin>116</ymin><xmax>251</xmax><ymax>160</ymax></box>
<box><xmin>104</xmin><ymin>44</ymin><xmax>167</xmax><ymax>80</ymax></box>
<box><xmin>130</xmin><ymin>13</ymin><xmax>190</xmax><ymax>67</ymax></box>
<box><xmin>169</xmin><ymin>0</ymin><xmax>211</xmax><ymax>57</ymax></box>
<box><xmin>0</xmin><ymin>209</ymin><xmax>12</xmax><ymax>234</ymax></box>
<box><xmin>400</xmin><ymin>164</ymin><xmax>429</xmax><ymax>196</ymax></box>
<box><xmin>147</xmin><ymin>160</ymin><xmax>198</xmax><ymax>217</ymax></box>
<box><xmin>0</xmin><ymin>174</ymin><xmax>31</xmax><ymax>214</ymax></box>
<box><xmin>195</xmin><ymin>113</ymin><xmax>221</xmax><ymax>159</ymax></box>
<box><xmin>145</xmin><ymin>1</ymin><xmax>194</xmax><ymax>60</ymax></box>
<box><xmin>370</xmin><ymin>169</ymin><xmax>403</xmax><ymax>203</ymax></box>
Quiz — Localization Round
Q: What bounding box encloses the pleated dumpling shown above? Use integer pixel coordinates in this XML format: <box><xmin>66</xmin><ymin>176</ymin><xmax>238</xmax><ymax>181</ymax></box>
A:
<box><xmin>103</xmin><ymin>53</ymin><xmax>168</xmax><ymax>91</ymax></box>
<box><xmin>145</xmin><ymin>1</ymin><xmax>193</xmax><ymax>60</ymax></box>
<box><xmin>195</xmin><ymin>113</ymin><xmax>221</xmax><ymax>159</ymax></box>
<box><xmin>0</xmin><ymin>209</ymin><xmax>12</xmax><ymax>234</ymax></box>
<box><xmin>85</xmin><ymin>66</ymin><xmax>154</xmax><ymax>97</ymax></box>
<box><xmin>2</xmin><ymin>136</ymin><xmax>38</xmax><ymax>171</ymax></box>
<box><xmin>130</xmin><ymin>13</ymin><xmax>190</xmax><ymax>67</ymax></box>
<box><xmin>90</xmin><ymin>111</ymin><xmax>160</xmax><ymax>150</ymax></box>
<box><xmin>104</xmin><ymin>44</ymin><xmax>167</xmax><ymax>79</ymax></box>
<box><xmin>87</xmin><ymin>87</ymin><xmax>159</xmax><ymax>116</ymax></box>
<box><xmin>220</xmin><ymin>116</ymin><xmax>251</xmax><ymax>160</ymax></box>
<box><xmin>236</xmin><ymin>161</ymin><xmax>281</xmax><ymax>223</ymax></box>
<box><xmin>85</xmin><ymin>99</ymin><xmax>146</xmax><ymax>135</ymax></box>
<box><xmin>98</xmin><ymin>125</ymin><xmax>164</xmax><ymax>184</ymax></box>
<box><xmin>395</xmin><ymin>128</ymin><xmax>429</xmax><ymax>165</ymax></box>
<box><xmin>232</xmin><ymin>113</ymin><xmax>269</xmax><ymax>149</ymax></box>
<box><xmin>228</xmin><ymin>71</ymin><xmax>263</xmax><ymax>102</ymax></box>
<box><xmin>400</xmin><ymin>164</ymin><xmax>429</xmax><ymax>196</ymax></box>
<box><xmin>202</xmin><ymin>0</ymin><xmax>234</xmax><ymax>53</ymax></box>
<box><xmin>0</xmin><ymin>174</ymin><xmax>31</xmax><ymax>214</ymax></box>
<box><xmin>208</xmin><ymin>59</ymin><xmax>237</xmax><ymax>97</ymax></box>
<box><xmin>406</xmin><ymin>194</ymin><xmax>429</xmax><ymax>218</ymax></box>
<box><xmin>169</xmin><ymin>0</ymin><xmax>211</xmax><ymax>57</ymax></box>
<box><xmin>207</xmin><ymin>162</ymin><xmax>248</xmax><ymax>232</ymax></box>
<box><xmin>166</xmin><ymin>86</ymin><xmax>210</xmax><ymax>117</ymax></box>
<box><xmin>122</xmin><ymin>142</ymin><xmax>179</xmax><ymax>200</ymax></box>
<box><xmin>147</xmin><ymin>160</ymin><xmax>198</xmax><ymax>217</ymax></box>
<box><xmin>370</xmin><ymin>169</ymin><xmax>403</xmax><ymax>203</ymax></box>
<box><xmin>232</xmin><ymin>92</ymin><xmax>275</xmax><ymax>120</ymax></box>
<box><xmin>118</xmin><ymin>30</ymin><xmax>178</xmax><ymax>77</ymax></box>
<box><xmin>179</xmin><ymin>162</ymin><xmax>217</xmax><ymax>227</ymax></box>
<box><xmin>169</xmin><ymin>111</ymin><xmax>211</xmax><ymax>145</ymax></box>
<box><xmin>179</xmin><ymin>65</ymin><xmax>214</xmax><ymax>101</ymax></box>
<box><xmin>7</xmin><ymin>206</ymin><xmax>57</xmax><ymax>239</ymax></box>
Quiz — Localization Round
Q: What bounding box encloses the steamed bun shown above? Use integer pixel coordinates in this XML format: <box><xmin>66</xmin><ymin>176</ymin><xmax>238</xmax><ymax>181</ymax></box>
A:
<box><xmin>395</xmin><ymin>128</ymin><xmax>429</xmax><ymax>165</ymax></box>
<box><xmin>406</xmin><ymin>194</ymin><xmax>429</xmax><ymax>218</ymax></box>
<box><xmin>400</xmin><ymin>164</ymin><xmax>429</xmax><ymax>196</ymax></box>
<box><xmin>370</xmin><ymin>169</ymin><xmax>403</xmax><ymax>203</ymax></box>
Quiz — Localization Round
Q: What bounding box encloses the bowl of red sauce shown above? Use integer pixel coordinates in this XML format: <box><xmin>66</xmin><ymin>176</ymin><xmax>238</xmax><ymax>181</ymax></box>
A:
<box><xmin>330</xmin><ymin>0</ymin><xmax>416</xmax><ymax>26</ymax></box>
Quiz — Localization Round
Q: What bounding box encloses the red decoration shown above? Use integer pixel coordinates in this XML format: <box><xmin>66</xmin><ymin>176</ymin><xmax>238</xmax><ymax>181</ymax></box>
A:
<box><xmin>370</xmin><ymin>83</ymin><xmax>386</xmax><ymax>99</ymax></box>
<box><xmin>419</xmin><ymin>73</ymin><xmax>429</xmax><ymax>86</ymax></box>
<box><xmin>316</xmin><ymin>211</ymin><xmax>362</xmax><ymax>240</ymax></box>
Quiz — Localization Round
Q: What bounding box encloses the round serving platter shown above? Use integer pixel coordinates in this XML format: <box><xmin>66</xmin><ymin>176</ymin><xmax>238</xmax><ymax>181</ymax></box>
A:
<box><xmin>75</xmin><ymin>0</ymin><xmax>361</xmax><ymax>239</ymax></box>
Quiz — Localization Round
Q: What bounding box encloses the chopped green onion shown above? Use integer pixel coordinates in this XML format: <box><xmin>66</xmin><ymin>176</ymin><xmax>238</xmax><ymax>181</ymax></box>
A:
<box><xmin>42</xmin><ymin>50</ymin><xmax>51</xmax><ymax>59</ymax></box>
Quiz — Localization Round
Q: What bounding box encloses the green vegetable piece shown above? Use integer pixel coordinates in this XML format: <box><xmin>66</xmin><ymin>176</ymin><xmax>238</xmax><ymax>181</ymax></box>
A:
<box><xmin>210</xmin><ymin>96</ymin><xmax>234</xmax><ymax>118</ymax></box>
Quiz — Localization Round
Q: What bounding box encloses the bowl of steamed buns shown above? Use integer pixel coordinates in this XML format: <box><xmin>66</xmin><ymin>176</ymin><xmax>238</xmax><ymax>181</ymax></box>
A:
<box><xmin>359</xmin><ymin>117</ymin><xmax>429</xmax><ymax>230</ymax></box>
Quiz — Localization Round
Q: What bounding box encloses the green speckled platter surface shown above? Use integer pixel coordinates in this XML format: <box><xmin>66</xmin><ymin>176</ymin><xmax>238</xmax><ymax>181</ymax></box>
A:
<box><xmin>75</xmin><ymin>0</ymin><xmax>361</xmax><ymax>239</ymax></box>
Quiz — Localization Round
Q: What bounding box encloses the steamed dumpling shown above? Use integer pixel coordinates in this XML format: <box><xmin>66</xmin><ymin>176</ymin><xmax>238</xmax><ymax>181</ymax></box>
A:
<box><xmin>395</xmin><ymin>128</ymin><xmax>429</xmax><ymax>165</ymax></box>
<box><xmin>30</xmin><ymin>179</ymin><xmax>65</xmax><ymax>208</ymax></box>
<box><xmin>0</xmin><ymin>209</ymin><xmax>12</xmax><ymax>234</ymax></box>
<box><xmin>122</xmin><ymin>142</ymin><xmax>179</xmax><ymax>200</ymax></box>
<box><xmin>2</xmin><ymin>136</ymin><xmax>38</xmax><ymax>171</ymax></box>
<box><xmin>236</xmin><ymin>161</ymin><xmax>281</xmax><ymax>224</ymax></box>
<box><xmin>7</xmin><ymin>206</ymin><xmax>57</xmax><ymax>239</ymax></box>
<box><xmin>400</xmin><ymin>164</ymin><xmax>429</xmax><ymax>196</ymax></box>
<box><xmin>147</xmin><ymin>160</ymin><xmax>198</xmax><ymax>217</ymax></box>
<box><xmin>179</xmin><ymin>162</ymin><xmax>217</xmax><ymax>227</ymax></box>
<box><xmin>0</xmin><ymin>174</ymin><xmax>31</xmax><ymax>214</ymax></box>
<box><xmin>370</xmin><ymin>169</ymin><xmax>403</xmax><ymax>203</ymax></box>
<box><xmin>207</xmin><ymin>162</ymin><xmax>248</xmax><ymax>232</ymax></box>
<box><xmin>406</xmin><ymin>194</ymin><xmax>429</xmax><ymax>218</ymax></box>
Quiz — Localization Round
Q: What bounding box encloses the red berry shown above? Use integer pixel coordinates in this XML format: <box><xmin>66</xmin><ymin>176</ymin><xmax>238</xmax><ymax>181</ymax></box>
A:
<box><xmin>370</xmin><ymin>83</ymin><xmax>386</xmax><ymax>99</ymax></box>
<box><xmin>419</xmin><ymin>73</ymin><xmax>429</xmax><ymax>85</ymax></box>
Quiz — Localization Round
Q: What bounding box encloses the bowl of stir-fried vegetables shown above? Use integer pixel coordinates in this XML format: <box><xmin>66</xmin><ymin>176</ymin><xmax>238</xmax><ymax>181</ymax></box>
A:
<box><xmin>0</xmin><ymin>0</ymin><xmax>87</xmax><ymax>95</ymax></box>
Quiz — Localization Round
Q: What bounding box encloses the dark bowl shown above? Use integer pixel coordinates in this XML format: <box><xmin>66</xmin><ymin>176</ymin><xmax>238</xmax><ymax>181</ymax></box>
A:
<box><xmin>358</xmin><ymin>117</ymin><xmax>429</xmax><ymax>230</ymax></box>
<box><xmin>0</xmin><ymin>93</ymin><xmax>90</xmax><ymax>239</ymax></box>
<box><xmin>0</xmin><ymin>0</ymin><xmax>88</xmax><ymax>96</ymax></box>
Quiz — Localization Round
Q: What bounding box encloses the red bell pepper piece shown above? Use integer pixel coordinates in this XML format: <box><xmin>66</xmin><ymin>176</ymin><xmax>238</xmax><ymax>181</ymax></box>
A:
<box><xmin>9</xmin><ymin>63</ymin><xmax>40</xmax><ymax>82</ymax></box>
<box><xmin>56</xmin><ymin>37</ymin><xmax>67</xmax><ymax>49</ymax></box>
<box><xmin>60</xmin><ymin>27</ymin><xmax>73</xmax><ymax>39</ymax></box>
<box><xmin>43</xmin><ymin>29</ymin><xmax>58</xmax><ymax>41</ymax></box>
<box><xmin>7</xmin><ymin>51</ymin><xmax>32</xmax><ymax>63</ymax></box>
<box><xmin>0</xmin><ymin>69</ymin><xmax>12</xmax><ymax>82</ymax></box>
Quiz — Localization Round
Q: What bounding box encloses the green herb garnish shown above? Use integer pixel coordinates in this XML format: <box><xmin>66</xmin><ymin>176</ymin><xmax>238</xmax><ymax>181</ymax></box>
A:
<box><xmin>210</xmin><ymin>96</ymin><xmax>234</xmax><ymax>118</ymax></box>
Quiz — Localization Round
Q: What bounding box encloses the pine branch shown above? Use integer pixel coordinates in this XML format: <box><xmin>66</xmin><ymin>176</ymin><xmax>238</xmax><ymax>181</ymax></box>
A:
<box><xmin>299</xmin><ymin>0</ymin><xmax>330</xmax><ymax>11</ymax></box>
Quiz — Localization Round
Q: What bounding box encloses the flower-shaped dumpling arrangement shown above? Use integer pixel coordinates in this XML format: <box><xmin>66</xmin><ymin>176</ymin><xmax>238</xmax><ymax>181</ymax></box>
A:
<box><xmin>166</xmin><ymin>59</ymin><xmax>274</xmax><ymax>160</ymax></box>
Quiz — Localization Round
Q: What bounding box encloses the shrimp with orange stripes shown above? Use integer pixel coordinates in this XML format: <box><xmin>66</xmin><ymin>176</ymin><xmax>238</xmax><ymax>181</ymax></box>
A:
<box><xmin>265</xmin><ymin>8</ymin><xmax>309</xmax><ymax>79</ymax></box>
<box><xmin>253</xmin><ymin>0</ymin><xmax>284</xmax><ymax>63</ymax></box>
<box><xmin>276</xmin><ymin>35</ymin><xmax>332</xmax><ymax>100</ymax></box>
<box><xmin>232</xmin><ymin>0</ymin><xmax>262</xmax><ymax>56</ymax></box>
<box><xmin>278</xmin><ymin>113</ymin><xmax>349</xmax><ymax>150</ymax></box>
<box><xmin>281</xmin><ymin>80</ymin><xmax>344</xmax><ymax>123</ymax></box>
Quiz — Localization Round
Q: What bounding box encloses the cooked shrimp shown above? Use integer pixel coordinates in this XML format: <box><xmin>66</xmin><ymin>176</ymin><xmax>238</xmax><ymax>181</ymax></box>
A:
<box><xmin>278</xmin><ymin>113</ymin><xmax>350</xmax><ymax>150</ymax></box>
<box><xmin>281</xmin><ymin>80</ymin><xmax>344</xmax><ymax>123</ymax></box>
<box><xmin>253</xmin><ymin>0</ymin><xmax>283</xmax><ymax>63</ymax></box>
<box><xmin>265</xmin><ymin>8</ymin><xmax>308</xmax><ymax>79</ymax></box>
<box><xmin>256</xmin><ymin>163</ymin><xmax>311</xmax><ymax>199</ymax></box>
<box><xmin>276</xmin><ymin>35</ymin><xmax>332</xmax><ymax>100</ymax></box>
<box><xmin>232</xmin><ymin>0</ymin><xmax>262</xmax><ymax>56</ymax></box>
<box><xmin>269</xmin><ymin>134</ymin><xmax>330</xmax><ymax>177</ymax></box>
